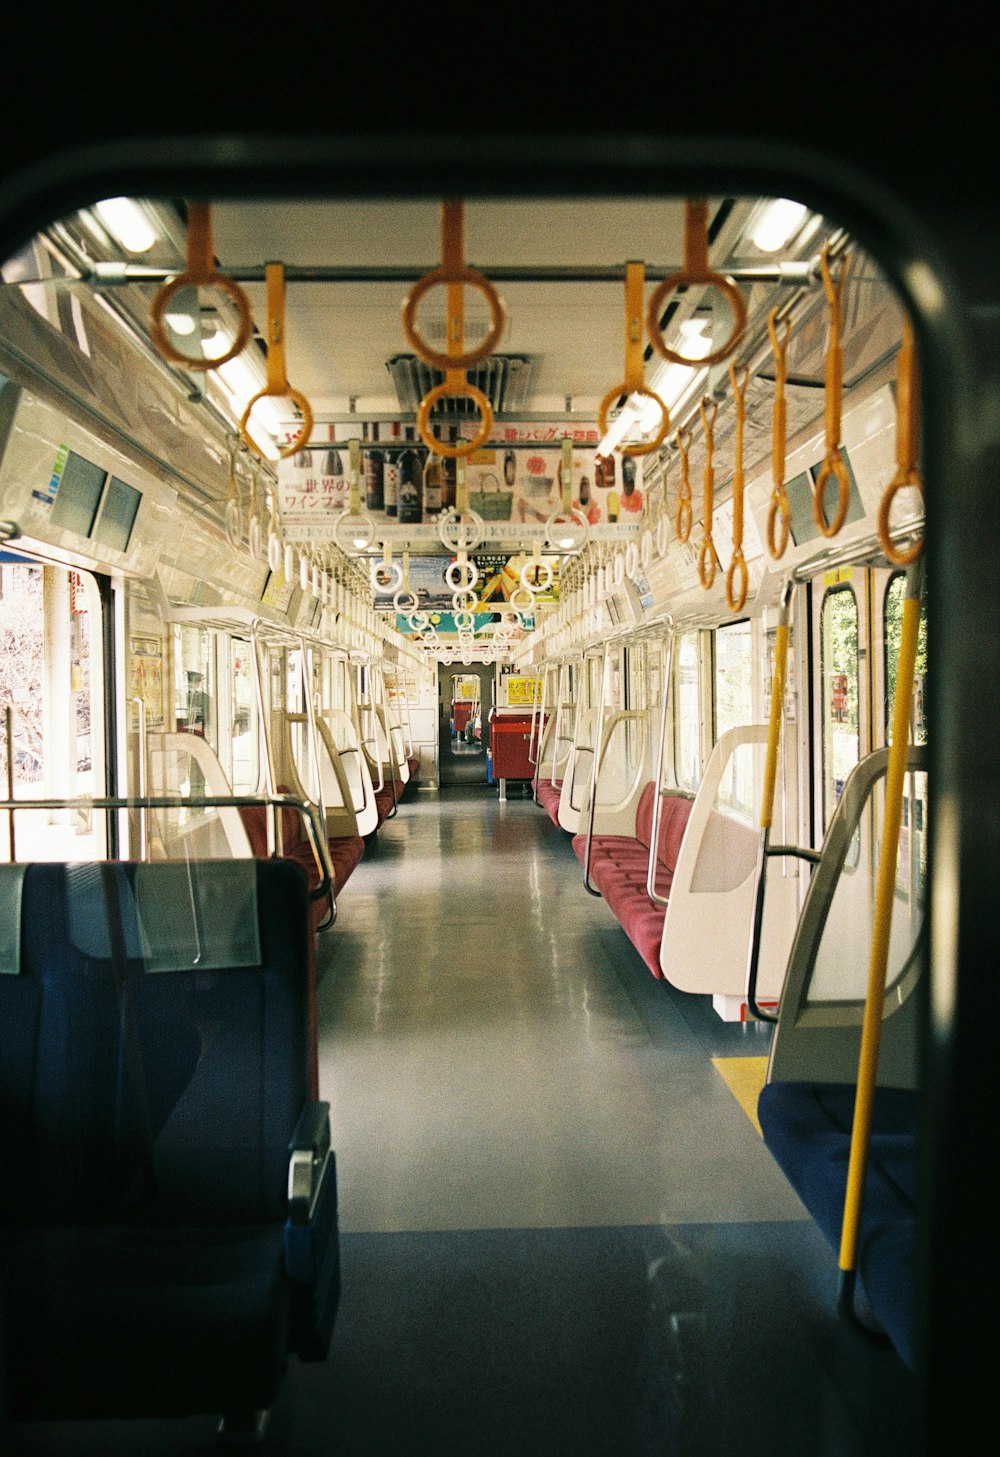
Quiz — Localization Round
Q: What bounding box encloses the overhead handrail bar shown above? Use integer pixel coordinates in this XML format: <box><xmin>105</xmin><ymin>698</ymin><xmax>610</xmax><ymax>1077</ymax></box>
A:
<box><xmin>726</xmin><ymin>362</ymin><xmax>750</xmax><ymax>613</ymax></box>
<box><xmin>813</xmin><ymin>243</ymin><xmax>854</xmax><ymax>538</ymax></box>
<box><xmin>877</xmin><ymin>316</ymin><xmax>924</xmax><ymax>565</ymax></box>
<box><xmin>697</xmin><ymin>397</ymin><xmax>719</xmax><ymax>590</ymax></box>
<box><xmin>240</xmin><ymin>261</ymin><xmax>313</xmax><ymax>460</ymax></box>
<box><xmin>838</xmin><ymin>560</ymin><xmax>924</xmax><ymax>1329</ymax></box>
<box><xmin>597</xmin><ymin>261</ymin><xmax>671</xmax><ymax>458</ymax></box>
<box><xmin>91</xmin><ymin>257</ymin><xmax>827</xmax><ymax>289</ymax></box>
<box><xmin>767</xmin><ymin>308</ymin><xmax>793</xmax><ymax>559</ymax></box>
<box><xmin>0</xmin><ymin>794</ymin><xmax>334</xmax><ymax>905</ymax></box>
<box><xmin>583</xmin><ymin>641</ymin><xmax>612</xmax><ymax>895</ymax></box>
<box><xmin>646</xmin><ymin>199</ymin><xmax>748</xmax><ymax>368</ymax></box>
<box><xmin>404</xmin><ymin>200</ymin><xmax>503</xmax><ymax>459</ymax></box>
<box><xmin>646</xmin><ymin>626</ymin><xmax>677</xmax><ymax>908</ymax></box>
<box><xmin>149</xmin><ymin>201</ymin><xmax>253</xmax><ymax>371</ymax></box>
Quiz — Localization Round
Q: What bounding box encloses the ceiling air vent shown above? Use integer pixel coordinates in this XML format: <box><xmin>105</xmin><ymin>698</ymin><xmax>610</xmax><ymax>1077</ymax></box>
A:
<box><xmin>386</xmin><ymin>354</ymin><xmax>535</xmax><ymax>418</ymax></box>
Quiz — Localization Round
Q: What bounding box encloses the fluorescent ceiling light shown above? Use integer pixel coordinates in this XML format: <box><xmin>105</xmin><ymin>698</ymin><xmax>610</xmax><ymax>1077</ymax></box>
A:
<box><xmin>93</xmin><ymin>197</ymin><xmax>158</xmax><ymax>254</ymax></box>
<box><xmin>752</xmin><ymin>198</ymin><xmax>808</xmax><ymax>253</ymax></box>
<box><xmin>164</xmin><ymin>311</ymin><xmax>197</xmax><ymax>336</ymax></box>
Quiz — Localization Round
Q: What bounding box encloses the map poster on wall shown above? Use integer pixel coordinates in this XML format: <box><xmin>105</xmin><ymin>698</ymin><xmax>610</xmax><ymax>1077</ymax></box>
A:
<box><xmin>128</xmin><ymin>634</ymin><xmax>164</xmax><ymax>728</ymax></box>
<box><xmin>505</xmin><ymin>676</ymin><xmax>541</xmax><ymax>706</ymax></box>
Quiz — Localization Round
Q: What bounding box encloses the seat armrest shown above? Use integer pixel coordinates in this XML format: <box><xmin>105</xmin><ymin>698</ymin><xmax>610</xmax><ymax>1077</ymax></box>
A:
<box><xmin>287</xmin><ymin>1101</ymin><xmax>332</xmax><ymax>1226</ymax></box>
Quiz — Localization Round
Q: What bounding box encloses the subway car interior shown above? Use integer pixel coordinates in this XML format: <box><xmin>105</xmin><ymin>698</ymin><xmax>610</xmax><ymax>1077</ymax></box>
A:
<box><xmin>0</xmin><ymin>114</ymin><xmax>992</xmax><ymax>1455</ymax></box>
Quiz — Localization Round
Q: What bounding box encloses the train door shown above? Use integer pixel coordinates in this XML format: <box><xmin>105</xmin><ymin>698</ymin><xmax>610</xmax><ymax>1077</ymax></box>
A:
<box><xmin>438</xmin><ymin>663</ymin><xmax>494</xmax><ymax>786</ymax></box>
<box><xmin>1</xmin><ymin>552</ymin><xmax>108</xmax><ymax>860</ymax></box>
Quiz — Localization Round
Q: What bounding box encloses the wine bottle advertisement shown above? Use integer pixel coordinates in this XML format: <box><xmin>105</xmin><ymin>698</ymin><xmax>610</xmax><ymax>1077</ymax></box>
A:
<box><xmin>276</xmin><ymin>423</ymin><xmax>646</xmax><ymax>533</ymax></box>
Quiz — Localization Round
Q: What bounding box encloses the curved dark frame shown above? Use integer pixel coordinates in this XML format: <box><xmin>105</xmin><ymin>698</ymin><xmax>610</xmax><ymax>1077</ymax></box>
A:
<box><xmin>0</xmin><ymin>129</ymin><xmax>992</xmax><ymax>1453</ymax></box>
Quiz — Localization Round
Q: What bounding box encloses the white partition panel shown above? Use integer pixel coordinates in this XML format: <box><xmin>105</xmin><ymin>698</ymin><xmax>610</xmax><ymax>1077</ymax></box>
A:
<box><xmin>659</xmin><ymin>724</ymin><xmax>802</xmax><ymax>1005</ymax></box>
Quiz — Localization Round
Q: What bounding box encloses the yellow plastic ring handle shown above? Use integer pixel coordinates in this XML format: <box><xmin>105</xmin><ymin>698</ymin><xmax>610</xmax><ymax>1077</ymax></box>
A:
<box><xmin>596</xmin><ymin>383</ymin><xmax>671</xmax><ymax>457</ymax></box>
<box><xmin>149</xmin><ymin>201</ymin><xmax>253</xmax><ymax>371</ymax></box>
<box><xmin>878</xmin><ymin>474</ymin><xmax>925</xmax><ymax>565</ymax></box>
<box><xmin>240</xmin><ymin>386</ymin><xmax>313</xmax><ymax>460</ymax></box>
<box><xmin>150</xmin><ymin>271</ymin><xmax>253</xmax><ymax>371</ymax></box>
<box><xmin>813</xmin><ymin>452</ymin><xmax>851</xmax><ymax>537</ymax></box>
<box><xmin>767</xmin><ymin>493</ymin><xmax>792</xmax><ymax>560</ymax></box>
<box><xmin>697</xmin><ymin>534</ymin><xmax>717</xmax><ymax>590</ymax></box>
<box><xmin>646</xmin><ymin>273</ymin><xmax>747</xmax><ymax>368</ymax></box>
<box><xmin>725</xmin><ymin>549</ymin><xmax>749</xmax><ymax>614</ymax></box>
<box><xmin>401</xmin><ymin>267</ymin><xmax>506</xmax><ymax>372</ymax></box>
<box><xmin>417</xmin><ymin>383</ymin><xmax>493</xmax><ymax>457</ymax></box>
<box><xmin>676</xmin><ymin>497</ymin><xmax>693</xmax><ymax>544</ymax></box>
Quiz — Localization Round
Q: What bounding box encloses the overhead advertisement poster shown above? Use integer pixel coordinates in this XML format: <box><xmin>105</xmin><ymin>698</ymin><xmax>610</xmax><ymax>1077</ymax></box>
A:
<box><xmin>276</xmin><ymin>422</ymin><xmax>647</xmax><ymax>537</ymax></box>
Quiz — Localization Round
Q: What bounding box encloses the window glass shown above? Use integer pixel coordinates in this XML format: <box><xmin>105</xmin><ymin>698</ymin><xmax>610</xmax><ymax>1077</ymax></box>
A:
<box><xmin>0</xmin><ymin>560</ymin><xmax>103</xmax><ymax>860</ymax></box>
<box><xmin>715</xmin><ymin>620</ymin><xmax>752</xmax><ymax>741</ymax></box>
<box><xmin>884</xmin><ymin>573</ymin><xmax>928</xmax><ymax>745</ymax></box>
<box><xmin>174</xmin><ymin>625</ymin><xmax>217</xmax><ymax>753</ymax></box>
<box><xmin>820</xmin><ymin>585</ymin><xmax>860</xmax><ymax>829</ymax></box>
<box><xmin>674</xmin><ymin>632</ymin><xmax>701</xmax><ymax>791</ymax></box>
<box><xmin>231</xmin><ymin>638</ymin><xmax>258</xmax><ymax>793</ymax></box>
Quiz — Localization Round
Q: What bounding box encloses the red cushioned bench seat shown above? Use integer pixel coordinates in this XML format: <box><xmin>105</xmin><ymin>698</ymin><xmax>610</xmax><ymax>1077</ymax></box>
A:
<box><xmin>572</xmin><ymin>783</ymin><xmax>693</xmax><ymax>977</ymax></box>
<box><xmin>535</xmin><ymin>779</ymin><xmax>564</xmax><ymax>826</ymax></box>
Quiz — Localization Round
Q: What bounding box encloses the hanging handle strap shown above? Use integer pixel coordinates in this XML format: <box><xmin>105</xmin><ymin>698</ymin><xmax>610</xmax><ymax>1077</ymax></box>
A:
<box><xmin>674</xmin><ymin>427</ymin><xmax>693</xmax><ymax>543</ymax></box>
<box><xmin>697</xmin><ymin>398</ymin><xmax>718</xmax><ymax>589</ymax></box>
<box><xmin>726</xmin><ymin>361</ymin><xmax>750</xmax><ymax>612</ymax></box>
<box><xmin>838</xmin><ymin>561</ymin><xmax>923</xmax><ymax>1307</ymax></box>
<box><xmin>597</xmin><ymin>261</ymin><xmax>671</xmax><ymax>456</ymax></box>
<box><xmin>646</xmin><ymin>199</ymin><xmax>748</xmax><ymax>367</ymax></box>
<box><xmin>878</xmin><ymin>317</ymin><xmax>924</xmax><ymax>565</ymax></box>
<box><xmin>150</xmin><ymin>201</ymin><xmax>253</xmax><ymax>371</ymax></box>
<box><xmin>767</xmin><ymin>307</ymin><xmax>793</xmax><ymax>559</ymax></box>
<box><xmin>239</xmin><ymin>263</ymin><xmax>314</xmax><ymax>459</ymax></box>
<box><xmin>413</xmin><ymin>202</ymin><xmax>496</xmax><ymax>459</ymax></box>
<box><xmin>813</xmin><ymin>244</ymin><xmax>853</xmax><ymax>537</ymax></box>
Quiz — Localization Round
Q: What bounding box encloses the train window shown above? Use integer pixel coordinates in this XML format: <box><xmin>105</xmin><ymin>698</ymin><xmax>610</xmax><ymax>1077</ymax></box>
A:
<box><xmin>884</xmin><ymin>572</ymin><xmax>928</xmax><ymax>746</ymax></box>
<box><xmin>230</xmin><ymin>638</ymin><xmax>258</xmax><ymax>793</ymax></box>
<box><xmin>819</xmin><ymin>584</ymin><xmax>860</xmax><ymax>830</ymax></box>
<box><xmin>173</xmin><ymin>623</ymin><xmax>217</xmax><ymax>753</ymax></box>
<box><xmin>1</xmin><ymin>558</ymin><xmax>105</xmax><ymax>860</ymax></box>
<box><xmin>714</xmin><ymin>619</ymin><xmax>752</xmax><ymax>741</ymax></box>
<box><xmin>673</xmin><ymin>631</ymin><xmax>701</xmax><ymax>791</ymax></box>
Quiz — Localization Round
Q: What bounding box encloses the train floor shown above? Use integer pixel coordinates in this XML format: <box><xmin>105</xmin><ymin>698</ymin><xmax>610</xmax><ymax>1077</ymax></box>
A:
<box><xmin>7</xmin><ymin>785</ymin><xmax>921</xmax><ymax>1456</ymax></box>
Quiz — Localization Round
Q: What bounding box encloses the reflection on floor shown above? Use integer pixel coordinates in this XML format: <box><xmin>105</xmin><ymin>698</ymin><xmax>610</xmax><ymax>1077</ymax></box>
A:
<box><xmin>8</xmin><ymin>787</ymin><xmax>919</xmax><ymax>1455</ymax></box>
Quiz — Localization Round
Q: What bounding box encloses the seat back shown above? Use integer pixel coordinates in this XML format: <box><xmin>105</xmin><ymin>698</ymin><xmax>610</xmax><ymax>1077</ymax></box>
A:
<box><xmin>0</xmin><ymin>859</ymin><xmax>311</xmax><ymax>1230</ymax></box>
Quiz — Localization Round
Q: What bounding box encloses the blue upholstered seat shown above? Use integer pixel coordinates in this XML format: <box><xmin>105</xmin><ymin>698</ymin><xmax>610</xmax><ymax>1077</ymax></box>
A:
<box><xmin>757</xmin><ymin>1080</ymin><xmax>917</xmax><ymax>1370</ymax></box>
<box><xmin>0</xmin><ymin>858</ymin><xmax>340</xmax><ymax>1423</ymax></box>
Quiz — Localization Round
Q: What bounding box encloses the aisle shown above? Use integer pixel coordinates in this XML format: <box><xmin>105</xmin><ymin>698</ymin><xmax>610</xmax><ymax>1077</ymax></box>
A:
<box><xmin>314</xmin><ymin>785</ymin><xmax>800</xmax><ymax>1234</ymax></box>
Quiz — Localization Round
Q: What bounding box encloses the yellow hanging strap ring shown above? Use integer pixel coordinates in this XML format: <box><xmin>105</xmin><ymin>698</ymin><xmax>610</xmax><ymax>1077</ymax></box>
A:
<box><xmin>150</xmin><ymin>201</ymin><xmax>254</xmax><ymax>371</ymax></box>
<box><xmin>767</xmin><ymin>307</ymin><xmax>793</xmax><ymax>560</ymax></box>
<box><xmin>239</xmin><ymin>262</ymin><xmax>313</xmax><ymax>459</ymax></box>
<box><xmin>725</xmin><ymin>361</ymin><xmax>750</xmax><ymax>613</ymax></box>
<box><xmin>878</xmin><ymin>316</ymin><xmax>924</xmax><ymax>566</ymax></box>
<box><xmin>813</xmin><ymin>244</ymin><xmax>853</xmax><ymax>538</ymax></box>
<box><xmin>401</xmin><ymin>199</ymin><xmax>506</xmax><ymax>372</ymax></box>
<box><xmin>646</xmin><ymin>199</ymin><xmax>748</xmax><ymax>368</ymax></box>
<box><xmin>597</xmin><ymin>261</ymin><xmax>671</xmax><ymax>456</ymax></box>
<box><xmin>674</xmin><ymin>427</ymin><xmax>693</xmax><ymax>543</ymax></box>
<box><xmin>697</xmin><ymin>397</ymin><xmax>718</xmax><ymax>590</ymax></box>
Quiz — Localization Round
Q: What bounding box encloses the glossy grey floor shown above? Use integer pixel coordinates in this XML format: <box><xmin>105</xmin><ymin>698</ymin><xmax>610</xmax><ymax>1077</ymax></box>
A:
<box><xmin>317</xmin><ymin>786</ymin><xmax>800</xmax><ymax>1234</ymax></box>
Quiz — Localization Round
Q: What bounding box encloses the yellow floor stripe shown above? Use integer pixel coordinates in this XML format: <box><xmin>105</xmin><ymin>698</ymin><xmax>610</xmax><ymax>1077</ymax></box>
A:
<box><xmin>712</xmin><ymin>1056</ymin><xmax>768</xmax><ymax>1136</ymax></box>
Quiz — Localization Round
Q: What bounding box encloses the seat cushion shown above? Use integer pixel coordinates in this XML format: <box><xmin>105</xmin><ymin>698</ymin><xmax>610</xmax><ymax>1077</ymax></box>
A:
<box><xmin>758</xmin><ymin>1081</ymin><xmax>918</xmax><ymax>1368</ymax></box>
<box><xmin>1</xmin><ymin>1223</ymin><xmax>288</xmax><ymax>1419</ymax></box>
